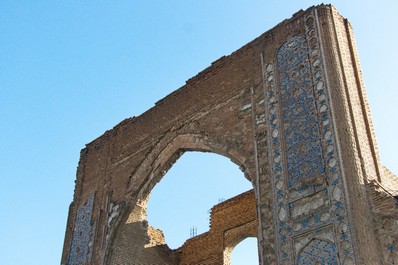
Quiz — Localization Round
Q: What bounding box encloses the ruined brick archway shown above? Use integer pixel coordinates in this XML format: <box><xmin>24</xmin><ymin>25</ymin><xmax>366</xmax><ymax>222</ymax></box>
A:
<box><xmin>126</xmin><ymin>134</ymin><xmax>255</xmax><ymax>201</ymax></box>
<box><xmin>62</xmin><ymin>5</ymin><xmax>398</xmax><ymax>265</ymax></box>
<box><xmin>179</xmin><ymin>190</ymin><xmax>258</xmax><ymax>265</ymax></box>
<box><xmin>225</xmin><ymin>237</ymin><xmax>259</xmax><ymax>265</ymax></box>
<box><xmin>222</xmin><ymin>191</ymin><xmax>258</xmax><ymax>265</ymax></box>
<box><xmin>105</xmin><ymin>134</ymin><xmax>257</xmax><ymax>264</ymax></box>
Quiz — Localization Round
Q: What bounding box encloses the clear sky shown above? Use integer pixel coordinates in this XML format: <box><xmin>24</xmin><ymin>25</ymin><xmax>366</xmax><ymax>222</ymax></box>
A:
<box><xmin>1</xmin><ymin>1</ymin><xmax>397</xmax><ymax>264</ymax></box>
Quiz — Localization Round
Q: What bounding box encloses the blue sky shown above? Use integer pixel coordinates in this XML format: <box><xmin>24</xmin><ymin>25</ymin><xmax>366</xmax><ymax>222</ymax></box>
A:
<box><xmin>1</xmin><ymin>1</ymin><xmax>397</xmax><ymax>264</ymax></box>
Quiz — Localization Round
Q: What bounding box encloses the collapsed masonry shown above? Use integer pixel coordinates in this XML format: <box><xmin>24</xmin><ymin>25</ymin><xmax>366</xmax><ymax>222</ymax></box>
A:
<box><xmin>178</xmin><ymin>190</ymin><xmax>257</xmax><ymax>265</ymax></box>
<box><xmin>62</xmin><ymin>4</ymin><xmax>398</xmax><ymax>265</ymax></box>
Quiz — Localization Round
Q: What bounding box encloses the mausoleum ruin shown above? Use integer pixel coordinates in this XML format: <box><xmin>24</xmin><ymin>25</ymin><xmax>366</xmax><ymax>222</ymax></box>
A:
<box><xmin>62</xmin><ymin>5</ymin><xmax>398</xmax><ymax>264</ymax></box>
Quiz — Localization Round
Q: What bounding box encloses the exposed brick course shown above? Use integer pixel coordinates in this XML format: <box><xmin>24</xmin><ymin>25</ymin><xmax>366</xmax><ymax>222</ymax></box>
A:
<box><xmin>178</xmin><ymin>190</ymin><xmax>257</xmax><ymax>265</ymax></box>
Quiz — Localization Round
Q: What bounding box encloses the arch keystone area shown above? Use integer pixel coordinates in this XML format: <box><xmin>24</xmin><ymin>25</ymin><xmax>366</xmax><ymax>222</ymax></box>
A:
<box><xmin>127</xmin><ymin>133</ymin><xmax>253</xmax><ymax>199</ymax></box>
<box><xmin>62</xmin><ymin>5</ymin><xmax>398</xmax><ymax>265</ymax></box>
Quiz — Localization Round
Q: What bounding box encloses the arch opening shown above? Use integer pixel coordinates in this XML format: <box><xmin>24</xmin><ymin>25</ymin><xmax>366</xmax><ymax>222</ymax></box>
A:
<box><xmin>107</xmin><ymin>135</ymin><xmax>258</xmax><ymax>265</ymax></box>
<box><xmin>146</xmin><ymin>151</ymin><xmax>253</xmax><ymax>249</ymax></box>
<box><xmin>228</xmin><ymin>237</ymin><xmax>259</xmax><ymax>265</ymax></box>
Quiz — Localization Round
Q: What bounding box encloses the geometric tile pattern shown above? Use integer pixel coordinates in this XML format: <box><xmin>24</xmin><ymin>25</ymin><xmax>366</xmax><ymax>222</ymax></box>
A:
<box><xmin>277</xmin><ymin>36</ymin><xmax>324</xmax><ymax>190</ymax></box>
<box><xmin>298</xmin><ymin>238</ymin><xmax>338</xmax><ymax>265</ymax></box>
<box><xmin>68</xmin><ymin>194</ymin><xmax>95</xmax><ymax>265</ymax></box>
<box><xmin>264</xmin><ymin>9</ymin><xmax>357</xmax><ymax>264</ymax></box>
<box><xmin>303</xmin><ymin>11</ymin><xmax>356</xmax><ymax>265</ymax></box>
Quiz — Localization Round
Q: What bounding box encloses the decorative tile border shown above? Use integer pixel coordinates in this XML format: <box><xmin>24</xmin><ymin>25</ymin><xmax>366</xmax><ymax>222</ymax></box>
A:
<box><xmin>305</xmin><ymin>11</ymin><xmax>356</xmax><ymax>264</ymax></box>
<box><xmin>264</xmin><ymin>10</ymin><xmax>357</xmax><ymax>264</ymax></box>
<box><xmin>68</xmin><ymin>194</ymin><xmax>95</xmax><ymax>265</ymax></box>
<box><xmin>264</xmin><ymin>56</ymin><xmax>291</xmax><ymax>262</ymax></box>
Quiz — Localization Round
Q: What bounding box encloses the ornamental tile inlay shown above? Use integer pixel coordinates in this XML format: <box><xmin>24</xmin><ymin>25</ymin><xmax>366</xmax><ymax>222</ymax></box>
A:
<box><xmin>298</xmin><ymin>238</ymin><xmax>338</xmax><ymax>265</ymax></box>
<box><xmin>68</xmin><ymin>194</ymin><xmax>95</xmax><ymax>265</ymax></box>
<box><xmin>264</xmin><ymin>10</ymin><xmax>357</xmax><ymax>264</ymax></box>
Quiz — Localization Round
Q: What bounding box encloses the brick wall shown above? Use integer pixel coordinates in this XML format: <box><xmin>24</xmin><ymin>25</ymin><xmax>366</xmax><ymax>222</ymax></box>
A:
<box><xmin>178</xmin><ymin>190</ymin><xmax>257</xmax><ymax>265</ymax></box>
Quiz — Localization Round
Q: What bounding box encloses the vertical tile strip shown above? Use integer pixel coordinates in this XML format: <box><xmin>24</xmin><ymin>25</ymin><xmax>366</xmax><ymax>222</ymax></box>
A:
<box><xmin>68</xmin><ymin>194</ymin><xmax>95</xmax><ymax>265</ymax></box>
<box><xmin>264</xmin><ymin>9</ymin><xmax>357</xmax><ymax>264</ymax></box>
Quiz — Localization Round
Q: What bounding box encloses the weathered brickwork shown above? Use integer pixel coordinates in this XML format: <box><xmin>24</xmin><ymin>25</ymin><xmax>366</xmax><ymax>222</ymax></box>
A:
<box><xmin>178</xmin><ymin>190</ymin><xmax>257</xmax><ymax>265</ymax></box>
<box><xmin>62</xmin><ymin>4</ymin><xmax>398</xmax><ymax>265</ymax></box>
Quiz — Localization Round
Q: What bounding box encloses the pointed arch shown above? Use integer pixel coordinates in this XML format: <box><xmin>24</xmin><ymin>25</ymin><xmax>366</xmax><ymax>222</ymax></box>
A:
<box><xmin>297</xmin><ymin>238</ymin><xmax>339</xmax><ymax>265</ymax></box>
<box><xmin>106</xmin><ymin>133</ymin><xmax>256</xmax><ymax>264</ymax></box>
<box><xmin>127</xmin><ymin>134</ymin><xmax>254</xmax><ymax>201</ymax></box>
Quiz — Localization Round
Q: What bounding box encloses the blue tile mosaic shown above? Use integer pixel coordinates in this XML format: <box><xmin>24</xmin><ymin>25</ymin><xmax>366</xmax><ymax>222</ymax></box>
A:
<box><xmin>68</xmin><ymin>194</ymin><xmax>95</xmax><ymax>265</ymax></box>
<box><xmin>263</xmin><ymin>10</ymin><xmax>357</xmax><ymax>264</ymax></box>
<box><xmin>298</xmin><ymin>238</ymin><xmax>339</xmax><ymax>265</ymax></box>
<box><xmin>277</xmin><ymin>35</ymin><xmax>324</xmax><ymax>190</ymax></box>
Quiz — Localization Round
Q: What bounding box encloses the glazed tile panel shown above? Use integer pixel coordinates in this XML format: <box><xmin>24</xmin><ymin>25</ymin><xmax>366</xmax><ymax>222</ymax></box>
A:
<box><xmin>277</xmin><ymin>35</ymin><xmax>324</xmax><ymax>191</ymax></box>
<box><xmin>298</xmin><ymin>238</ymin><xmax>338</xmax><ymax>265</ymax></box>
<box><xmin>264</xmin><ymin>11</ymin><xmax>357</xmax><ymax>264</ymax></box>
<box><xmin>68</xmin><ymin>195</ymin><xmax>95</xmax><ymax>265</ymax></box>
